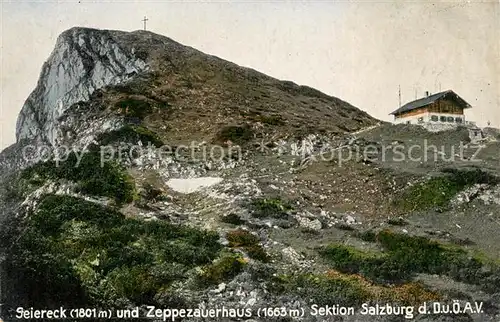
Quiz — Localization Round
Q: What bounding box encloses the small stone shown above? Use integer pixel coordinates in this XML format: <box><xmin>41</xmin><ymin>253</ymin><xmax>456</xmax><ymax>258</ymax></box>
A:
<box><xmin>296</xmin><ymin>214</ymin><xmax>322</xmax><ymax>231</ymax></box>
<box><xmin>246</xmin><ymin>298</ymin><xmax>257</xmax><ymax>306</ymax></box>
<box><xmin>215</xmin><ymin>283</ymin><xmax>226</xmax><ymax>293</ymax></box>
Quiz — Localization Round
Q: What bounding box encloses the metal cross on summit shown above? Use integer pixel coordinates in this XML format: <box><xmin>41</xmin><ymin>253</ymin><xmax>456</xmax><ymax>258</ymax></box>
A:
<box><xmin>142</xmin><ymin>16</ymin><xmax>149</xmax><ymax>31</ymax></box>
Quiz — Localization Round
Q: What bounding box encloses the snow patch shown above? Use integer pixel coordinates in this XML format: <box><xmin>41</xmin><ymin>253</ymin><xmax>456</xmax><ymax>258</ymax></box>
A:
<box><xmin>166</xmin><ymin>177</ymin><xmax>223</xmax><ymax>194</ymax></box>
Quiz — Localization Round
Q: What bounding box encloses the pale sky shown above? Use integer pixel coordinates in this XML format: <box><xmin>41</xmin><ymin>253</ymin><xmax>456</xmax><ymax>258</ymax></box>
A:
<box><xmin>1</xmin><ymin>0</ymin><xmax>499</xmax><ymax>149</ymax></box>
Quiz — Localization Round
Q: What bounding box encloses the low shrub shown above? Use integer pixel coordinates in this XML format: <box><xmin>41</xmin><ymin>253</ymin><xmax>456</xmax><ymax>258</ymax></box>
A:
<box><xmin>387</xmin><ymin>218</ymin><xmax>409</xmax><ymax>226</ymax></box>
<box><xmin>319</xmin><ymin>245</ymin><xmax>380</xmax><ymax>273</ymax></box>
<box><xmin>140</xmin><ymin>183</ymin><xmax>167</xmax><ymax>202</ymax></box>
<box><xmin>356</xmin><ymin>230</ymin><xmax>377</xmax><ymax>242</ymax></box>
<box><xmin>394</xmin><ymin>176</ymin><xmax>462</xmax><ymax>212</ymax></box>
<box><xmin>226</xmin><ymin>229</ymin><xmax>260</xmax><ymax>247</ymax></box>
<box><xmin>21</xmin><ymin>151</ymin><xmax>135</xmax><ymax>204</ymax></box>
<box><xmin>320</xmin><ymin>230</ymin><xmax>494</xmax><ymax>288</ymax></box>
<box><xmin>267</xmin><ymin>268</ymin><xmax>440</xmax><ymax>308</ymax></box>
<box><xmin>220</xmin><ymin>213</ymin><xmax>246</xmax><ymax>225</ymax></box>
<box><xmin>255</xmin><ymin>115</ymin><xmax>285</xmax><ymax>126</ymax></box>
<box><xmin>226</xmin><ymin>229</ymin><xmax>270</xmax><ymax>262</ymax></box>
<box><xmin>250</xmin><ymin>198</ymin><xmax>293</xmax><ymax>219</ymax></box>
<box><xmin>244</xmin><ymin>245</ymin><xmax>271</xmax><ymax>262</ymax></box>
<box><xmin>441</xmin><ymin>167</ymin><xmax>498</xmax><ymax>186</ymax></box>
<box><xmin>334</xmin><ymin>223</ymin><xmax>356</xmax><ymax>231</ymax></box>
<box><xmin>5</xmin><ymin>194</ymin><xmax>222</xmax><ymax>309</ymax></box>
<box><xmin>268</xmin><ymin>273</ymin><xmax>370</xmax><ymax>307</ymax></box>
<box><xmin>197</xmin><ymin>253</ymin><xmax>246</xmax><ymax>286</ymax></box>
<box><xmin>214</xmin><ymin>125</ymin><xmax>253</xmax><ymax>146</ymax></box>
<box><xmin>385</xmin><ymin>282</ymin><xmax>441</xmax><ymax>305</ymax></box>
<box><xmin>1</xmin><ymin>173</ymin><xmax>29</xmax><ymax>202</ymax></box>
<box><xmin>114</xmin><ymin>98</ymin><xmax>152</xmax><ymax>119</ymax></box>
<box><xmin>393</xmin><ymin>168</ymin><xmax>499</xmax><ymax>212</ymax></box>
<box><xmin>301</xmin><ymin>227</ymin><xmax>321</xmax><ymax>235</ymax></box>
<box><xmin>97</xmin><ymin>125</ymin><xmax>164</xmax><ymax>147</ymax></box>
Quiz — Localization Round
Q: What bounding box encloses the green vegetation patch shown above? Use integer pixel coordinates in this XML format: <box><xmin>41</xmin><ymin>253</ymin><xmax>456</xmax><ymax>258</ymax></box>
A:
<box><xmin>134</xmin><ymin>183</ymin><xmax>168</xmax><ymax>209</ymax></box>
<box><xmin>387</xmin><ymin>218</ymin><xmax>409</xmax><ymax>226</ymax></box>
<box><xmin>97</xmin><ymin>125</ymin><xmax>164</xmax><ymax>147</ymax></box>
<box><xmin>268</xmin><ymin>271</ymin><xmax>440</xmax><ymax>307</ymax></box>
<box><xmin>319</xmin><ymin>245</ymin><xmax>383</xmax><ymax>274</ymax></box>
<box><xmin>226</xmin><ymin>229</ymin><xmax>270</xmax><ymax>262</ymax></box>
<box><xmin>214</xmin><ymin>125</ymin><xmax>254</xmax><ymax>146</ymax></box>
<box><xmin>21</xmin><ymin>151</ymin><xmax>135</xmax><ymax>204</ymax></box>
<box><xmin>140</xmin><ymin>183</ymin><xmax>167</xmax><ymax>202</ymax></box>
<box><xmin>1</xmin><ymin>172</ymin><xmax>34</xmax><ymax>202</ymax></box>
<box><xmin>250</xmin><ymin>197</ymin><xmax>293</xmax><ymax>219</ymax></box>
<box><xmin>6</xmin><ymin>194</ymin><xmax>222</xmax><ymax>308</ymax></box>
<box><xmin>320</xmin><ymin>230</ymin><xmax>500</xmax><ymax>293</ymax></box>
<box><xmin>251</xmin><ymin>114</ymin><xmax>285</xmax><ymax>126</ymax></box>
<box><xmin>393</xmin><ymin>168</ymin><xmax>499</xmax><ymax>212</ymax></box>
<box><xmin>268</xmin><ymin>273</ymin><xmax>371</xmax><ymax>307</ymax></box>
<box><xmin>114</xmin><ymin>97</ymin><xmax>157</xmax><ymax>119</ymax></box>
<box><xmin>197</xmin><ymin>253</ymin><xmax>247</xmax><ymax>287</ymax></box>
<box><xmin>220</xmin><ymin>213</ymin><xmax>246</xmax><ymax>225</ymax></box>
<box><xmin>356</xmin><ymin>230</ymin><xmax>377</xmax><ymax>242</ymax></box>
<box><xmin>227</xmin><ymin>229</ymin><xmax>260</xmax><ymax>247</ymax></box>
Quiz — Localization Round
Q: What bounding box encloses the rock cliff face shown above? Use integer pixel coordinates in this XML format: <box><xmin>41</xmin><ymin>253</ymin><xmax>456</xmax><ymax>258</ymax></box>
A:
<box><xmin>2</xmin><ymin>27</ymin><xmax>500</xmax><ymax>322</ymax></box>
<box><xmin>15</xmin><ymin>27</ymin><xmax>148</xmax><ymax>145</ymax></box>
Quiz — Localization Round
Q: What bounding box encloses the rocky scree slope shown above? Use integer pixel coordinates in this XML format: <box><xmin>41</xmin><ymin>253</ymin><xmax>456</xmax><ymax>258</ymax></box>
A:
<box><xmin>1</xmin><ymin>27</ymin><xmax>500</xmax><ymax>322</ymax></box>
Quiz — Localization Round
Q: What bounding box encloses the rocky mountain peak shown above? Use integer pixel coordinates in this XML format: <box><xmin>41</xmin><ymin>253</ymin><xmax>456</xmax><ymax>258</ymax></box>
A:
<box><xmin>15</xmin><ymin>27</ymin><xmax>149</xmax><ymax>145</ymax></box>
<box><xmin>14</xmin><ymin>27</ymin><xmax>380</xmax><ymax>149</ymax></box>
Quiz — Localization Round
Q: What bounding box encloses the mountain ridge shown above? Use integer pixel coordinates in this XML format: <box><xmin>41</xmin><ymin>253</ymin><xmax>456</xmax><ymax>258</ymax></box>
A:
<box><xmin>13</xmin><ymin>26</ymin><xmax>378</xmax><ymax>149</ymax></box>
